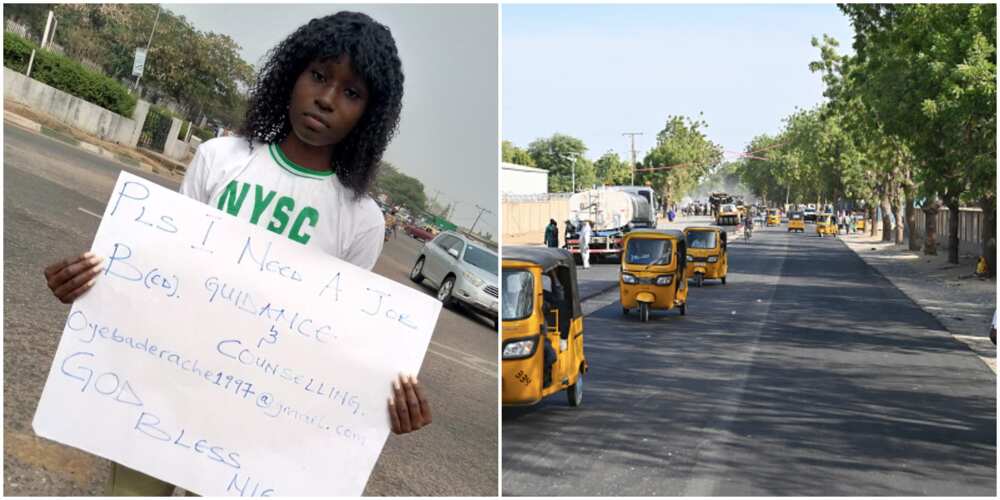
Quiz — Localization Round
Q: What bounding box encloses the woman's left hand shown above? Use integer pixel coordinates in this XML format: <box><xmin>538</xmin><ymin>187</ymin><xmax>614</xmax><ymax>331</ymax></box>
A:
<box><xmin>389</xmin><ymin>374</ymin><xmax>432</xmax><ymax>434</ymax></box>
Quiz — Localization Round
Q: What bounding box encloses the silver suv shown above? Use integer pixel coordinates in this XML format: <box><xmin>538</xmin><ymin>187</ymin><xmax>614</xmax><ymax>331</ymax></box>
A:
<box><xmin>410</xmin><ymin>231</ymin><xmax>498</xmax><ymax>325</ymax></box>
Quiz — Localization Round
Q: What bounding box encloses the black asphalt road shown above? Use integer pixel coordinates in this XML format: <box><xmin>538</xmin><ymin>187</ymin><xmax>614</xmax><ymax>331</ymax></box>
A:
<box><xmin>4</xmin><ymin>123</ymin><xmax>498</xmax><ymax>496</ymax></box>
<box><xmin>502</xmin><ymin>222</ymin><xmax>996</xmax><ymax>496</ymax></box>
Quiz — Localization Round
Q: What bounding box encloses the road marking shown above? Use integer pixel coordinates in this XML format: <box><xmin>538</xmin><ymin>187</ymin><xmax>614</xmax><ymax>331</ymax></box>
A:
<box><xmin>427</xmin><ymin>347</ymin><xmax>497</xmax><ymax>378</ymax></box>
<box><xmin>77</xmin><ymin>207</ymin><xmax>102</xmax><ymax>219</ymax></box>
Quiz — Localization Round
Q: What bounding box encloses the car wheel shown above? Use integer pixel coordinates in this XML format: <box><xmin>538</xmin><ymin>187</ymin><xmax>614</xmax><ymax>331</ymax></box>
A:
<box><xmin>437</xmin><ymin>276</ymin><xmax>455</xmax><ymax>306</ymax></box>
<box><xmin>567</xmin><ymin>369</ymin><xmax>583</xmax><ymax>407</ymax></box>
<box><xmin>409</xmin><ymin>257</ymin><xmax>425</xmax><ymax>284</ymax></box>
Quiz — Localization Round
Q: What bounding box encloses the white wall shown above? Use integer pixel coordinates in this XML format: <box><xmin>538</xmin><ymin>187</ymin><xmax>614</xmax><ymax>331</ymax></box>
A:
<box><xmin>501</xmin><ymin>162</ymin><xmax>548</xmax><ymax>195</ymax></box>
<box><xmin>4</xmin><ymin>67</ymin><xmax>148</xmax><ymax>148</ymax></box>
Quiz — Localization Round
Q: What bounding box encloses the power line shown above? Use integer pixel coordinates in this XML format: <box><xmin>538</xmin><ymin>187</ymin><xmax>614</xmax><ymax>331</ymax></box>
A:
<box><xmin>469</xmin><ymin>204</ymin><xmax>493</xmax><ymax>234</ymax></box>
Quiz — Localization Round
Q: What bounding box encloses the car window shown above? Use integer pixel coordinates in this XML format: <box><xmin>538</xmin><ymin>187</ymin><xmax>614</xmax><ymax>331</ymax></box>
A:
<box><xmin>462</xmin><ymin>245</ymin><xmax>498</xmax><ymax>275</ymax></box>
<box><xmin>434</xmin><ymin>234</ymin><xmax>452</xmax><ymax>249</ymax></box>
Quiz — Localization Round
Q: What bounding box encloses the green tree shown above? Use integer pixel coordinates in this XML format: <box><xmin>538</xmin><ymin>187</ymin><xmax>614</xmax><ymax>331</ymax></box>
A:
<box><xmin>840</xmin><ymin>3</ymin><xmax>997</xmax><ymax>264</ymax></box>
<box><xmin>593</xmin><ymin>151</ymin><xmax>631</xmax><ymax>186</ymax></box>
<box><xmin>373</xmin><ymin>162</ymin><xmax>428</xmax><ymax>214</ymax></box>
<box><xmin>640</xmin><ymin>115</ymin><xmax>722</xmax><ymax>207</ymax></box>
<box><xmin>526</xmin><ymin>133</ymin><xmax>591</xmax><ymax>193</ymax></box>
<box><xmin>501</xmin><ymin>140</ymin><xmax>535</xmax><ymax>166</ymax></box>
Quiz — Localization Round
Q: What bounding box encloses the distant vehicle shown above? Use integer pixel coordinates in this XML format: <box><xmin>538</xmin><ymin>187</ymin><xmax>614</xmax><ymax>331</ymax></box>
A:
<box><xmin>564</xmin><ymin>187</ymin><xmax>655</xmax><ymax>262</ymax></box>
<box><xmin>404</xmin><ymin>223</ymin><xmax>435</xmax><ymax>242</ymax></box>
<box><xmin>717</xmin><ymin>203</ymin><xmax>740</xmax><ymax>225</ymax></box>
<box><xmin>787</xmin><ymin>211</ymin><xmax>805</xmax><ymax>232</ymax></box>
<box><xmin>803</xmin><ymin>207</ymin><xmax>817</xmax><ymax>223</ymax></box>
<box><xmin>410</xmin><ymin>231</ymin><xmax>498</xmax><ymax>326</ymax></box>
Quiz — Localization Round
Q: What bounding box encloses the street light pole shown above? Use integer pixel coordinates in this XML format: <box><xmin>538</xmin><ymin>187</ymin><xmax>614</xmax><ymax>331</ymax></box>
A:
<box><xmin>133</xmin><ymin>4</ymin><xmax>161</xmax><ymax>94</ymax></box>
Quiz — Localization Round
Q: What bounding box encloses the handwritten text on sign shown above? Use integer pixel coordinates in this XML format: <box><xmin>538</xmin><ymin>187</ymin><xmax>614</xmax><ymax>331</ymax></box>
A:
<box><xmin>33</xmin><ymin>171</ymin><xmax>441</xmax><ymax>496</ymax></box>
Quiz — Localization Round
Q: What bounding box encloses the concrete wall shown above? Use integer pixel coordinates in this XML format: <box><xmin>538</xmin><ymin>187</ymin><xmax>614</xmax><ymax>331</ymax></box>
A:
<box><xmin>4</xmin><ymin>67</ymin><xmax>147</xmax><ymax>148</ymax></box>
<box><xmin>912</xmin><ymin>207</ymin><xmax>985</xmax><ymax>255</ymax></box>
<box><xmin>503</xmin><ymin>194</ymin><xmax>572</xmax><ymax>245</ymax></box>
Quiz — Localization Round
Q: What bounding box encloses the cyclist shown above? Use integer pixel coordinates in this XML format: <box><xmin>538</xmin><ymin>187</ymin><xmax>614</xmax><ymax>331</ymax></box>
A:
<box><xmin>744</xmin><ymin>211</ymin><xmax>754</xmax><ymax>241</ymax></box>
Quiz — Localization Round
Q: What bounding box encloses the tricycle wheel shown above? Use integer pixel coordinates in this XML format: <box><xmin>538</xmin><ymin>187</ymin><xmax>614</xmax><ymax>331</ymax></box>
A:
<box><xmin>721</xmin><ymin>276</ymin><xmax>727</xmax><ymax>285</ymax></box>
<box><xmin>622</xmin><ymin>307</ymin><xmax>629</xmax><ymax>315</ymax></box>
<box><xmin>567</xmin><ymin>370</ymin><xmax>583</xmax><ymax>407</ymax></box>
<box><xmin>696</xmin><ymin>274</ymin><xmax>704</xmax><ymax>287</ymax></box>
<box><xmin>639</xmin><ymin>302</ymin><xmax>649</xmax><ymax>322</ymax></box>
<box><xmin>680</xmin><ymin>302</ymin><xmax>686</xmax><ymax>316</ymax></box>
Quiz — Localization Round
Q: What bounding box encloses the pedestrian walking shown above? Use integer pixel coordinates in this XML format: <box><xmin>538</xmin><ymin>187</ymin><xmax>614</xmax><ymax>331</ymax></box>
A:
<box><xmin>579</xmin><ymin>219</ymin><xmax>592</xmax><ymax>269</ymax></box>
<box><xmin>544</xmin><ymin>219</ymin><xmax>559</xmax><ymax>248</ymax></box>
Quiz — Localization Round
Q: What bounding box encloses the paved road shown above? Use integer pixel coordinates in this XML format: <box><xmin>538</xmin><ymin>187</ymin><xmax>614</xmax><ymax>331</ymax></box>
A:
<box><xmin>3</xmin><ymin>123</ymin><xmax>498</xmax><ymax>496</ymax></box>
<box><xmin>502</xmin><ymin>219</ymin><xmax>996</xmax><ymax>496</ymax></box>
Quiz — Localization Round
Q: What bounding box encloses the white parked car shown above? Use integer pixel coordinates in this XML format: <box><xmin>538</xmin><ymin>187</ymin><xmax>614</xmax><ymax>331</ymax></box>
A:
<box><xmin>410</xmin><ymin>231</ymin><xmax>498</xmax><ymax>326</ymax></box>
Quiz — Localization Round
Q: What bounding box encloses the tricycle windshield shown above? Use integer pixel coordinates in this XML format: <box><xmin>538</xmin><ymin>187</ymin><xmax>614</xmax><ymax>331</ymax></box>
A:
<box><xmin>687</xmin><ymin>231</ymin><xmax>717</xmax><ymax>249</ymax></box>
<box><xmin>502</xmin><ymin>269</ymin><xmax>534</xmax><ymax>321</ymax></box>
<box><xmin>626</xmin><ymin>239</ymin><xmax>672</xmax><ymax>265</ymax></box>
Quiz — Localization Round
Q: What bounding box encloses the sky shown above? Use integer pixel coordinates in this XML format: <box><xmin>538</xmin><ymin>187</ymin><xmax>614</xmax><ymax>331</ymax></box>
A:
<box><xmin>502</xmin><ymin>4</ymin><xmax>857</xmax><ymax>164</ymax></box>
<box><xmin>162</xmin><ymin>4</ymin><xmax>499</xmax><ymax>236</ymax></box>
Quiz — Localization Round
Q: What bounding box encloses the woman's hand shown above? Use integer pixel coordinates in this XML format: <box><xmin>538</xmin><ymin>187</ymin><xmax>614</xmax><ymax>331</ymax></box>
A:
<box><xmin>389</xmin><ymin>373</ymin><xmax>432</xmax><ymax>434</ymax></box>
<box><xmin>44</xmin><ymin>252</ymin><xmax>104</xmax><ymax>304</ymax></box>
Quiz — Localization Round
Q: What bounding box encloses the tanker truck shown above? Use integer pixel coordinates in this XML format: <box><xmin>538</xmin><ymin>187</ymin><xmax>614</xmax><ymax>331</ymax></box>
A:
<box><xmin>564</xmin><ymin>187</ymin><xmax>655</xmax><ymax>263</ymax></box>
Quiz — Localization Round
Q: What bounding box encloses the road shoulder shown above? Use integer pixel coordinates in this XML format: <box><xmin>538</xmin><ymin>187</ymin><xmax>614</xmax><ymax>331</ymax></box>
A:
<box><xmin>839</xmin><ymin>232</ymin><xmax>996</xmax><ymax>373</ymax></box>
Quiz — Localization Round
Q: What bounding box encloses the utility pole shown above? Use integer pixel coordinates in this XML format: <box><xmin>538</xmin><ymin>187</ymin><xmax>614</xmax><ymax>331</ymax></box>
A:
<box><xmin>133</xmin><ymin>4</ymin><xmax>161</xmax><ymax>94</ymax></box>
<box><xmin>27</xmin><ymin>10</ymin><xmax>56</xmax><ymax>78</ymax></box>
<box><xmin>622</xmin><ymin>132</ymin><xmax>643</xmax><ymax>186</ymax></box>
<box><xmin>470</xmin><ymin>204</ymin><xmax>493</xmax><ymax>234</ymax></box>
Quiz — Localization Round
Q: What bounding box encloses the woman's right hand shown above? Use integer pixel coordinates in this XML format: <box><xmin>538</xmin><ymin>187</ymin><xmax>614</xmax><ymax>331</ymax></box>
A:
<box><xmin>44</xmin><ymin>252</ymin><xmax>104</xmax><ymax>304</ymax></box>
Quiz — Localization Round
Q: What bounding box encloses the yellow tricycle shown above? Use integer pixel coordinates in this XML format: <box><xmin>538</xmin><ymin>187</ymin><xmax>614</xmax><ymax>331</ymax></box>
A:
<box><xmin>684</xmin><ymin>226</ymin><xmax>728</xmax><ymax>287</ymax></box>
<box><xmin>501</xmin><ymin>247</ymin><xmax>587</xmax><ymax>407</ymax></box>
<box><xmin>816</xmin><ymin>213</ymin><xmax>838</xmax><ymax>237</ymax></box>
<box><xmin>620</xmin><ymin>229</ymin><xmax>689</xmax><ymax>322</ymax></box>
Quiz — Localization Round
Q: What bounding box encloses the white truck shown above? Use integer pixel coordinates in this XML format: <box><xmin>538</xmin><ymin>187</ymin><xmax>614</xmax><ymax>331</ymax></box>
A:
<box><xmin>564</xmin><ymin>186</ymin><xmax>656</xmax><ymax>262</ymax></box>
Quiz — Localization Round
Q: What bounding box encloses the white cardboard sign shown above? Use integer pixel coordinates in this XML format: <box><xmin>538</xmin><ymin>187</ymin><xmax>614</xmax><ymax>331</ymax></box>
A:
<box><xmin>33</xmin><ymin>171</ymin><xmax>441</xmax><ymax>496</ymax></box>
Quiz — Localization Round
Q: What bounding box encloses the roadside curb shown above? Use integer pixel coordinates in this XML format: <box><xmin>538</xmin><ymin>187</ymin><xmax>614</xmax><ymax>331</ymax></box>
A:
<box><xmin>4</xmin><ymin>110</ymin><xmax>164</xmax><ymax>176</ymax></box>
<box><xmin>838</xmin><ymin>235</ymin><xmax>996</xmax><ymax>373</ymax></box>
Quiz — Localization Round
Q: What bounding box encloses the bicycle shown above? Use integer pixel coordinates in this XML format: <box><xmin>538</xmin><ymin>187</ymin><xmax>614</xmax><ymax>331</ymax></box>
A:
<box><xmin>744</xmin><ymin>221</ymin><xmax>753</xmax><ymax>242</ymax></box>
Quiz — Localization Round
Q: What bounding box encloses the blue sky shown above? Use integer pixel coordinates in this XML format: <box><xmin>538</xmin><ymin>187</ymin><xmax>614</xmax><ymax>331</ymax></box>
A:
<box><xmin>502</xmin><ymin>4</ymin><xmax>857</xmax><ymax>162</ymax></box>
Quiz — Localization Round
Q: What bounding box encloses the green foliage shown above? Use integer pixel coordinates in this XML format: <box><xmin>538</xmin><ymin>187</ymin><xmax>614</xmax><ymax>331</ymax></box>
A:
<box><xmin>502</xmin><ymin>140</ymin><xmax>535</xmax><ymax>166</ymax></box>
<box><xmin>190</xmin><ymin>125</ymin><xmax>214</xmax><ymax>142</ymax></box>
<box><xmin>593</xmin><ymin>151</ymin><xmax>631</xmax><ymax>186</ymax></box>
<box><xmin>374</xmin><ymin>162</ymin><xmax>428</xmax><ymax>214</ymax></box>
<box><xmin>177</xmin><ymin>120</ymin><xmax>189</xmax><ymax>140</ymax></box>
<box><xmin>527</xmin><ymin>134</ymin><xmax>594</xmax><ymax>192</ymax></box>
<box><xmin>5</xmin><ymin>5</ymin><xmax>254</xmax><ymax>127</ymax></box>
<box><xmin>4</xmin><ymin>31</ymin><xmax>136</xmax><ymax>116</ymax></box>
<box><xmin>640</xmin><ymin>115</ymin><xmax>722</xmax><ymax>203</ymax></box>
<box><xmin>3</xmin><ymin>30</ymin><xmax>36</xmax><ymax>72</ymax></box>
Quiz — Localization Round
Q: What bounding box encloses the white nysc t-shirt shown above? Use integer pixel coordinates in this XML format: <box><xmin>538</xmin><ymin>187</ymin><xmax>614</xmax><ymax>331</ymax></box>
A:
<box><xmin>179</xmin><ymin>137</ymin><xmax>385</xmax><ymax>270</ymax></box>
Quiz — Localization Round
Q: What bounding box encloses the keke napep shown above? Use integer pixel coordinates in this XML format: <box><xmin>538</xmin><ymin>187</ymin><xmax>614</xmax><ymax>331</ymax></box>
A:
<box><xmin>619</xmin><ymin>229</ymin><xmax>690</xmax><ymax>323</ymax></box>
<box><xmin>683</xmin><ymin>226</ymin><xmax>728</xmax><ymax>287</ymax></box>
<box><xmin>501</xmin><ymin>247</ymin><xmax>587</xmax><ymax>407</ymax></box>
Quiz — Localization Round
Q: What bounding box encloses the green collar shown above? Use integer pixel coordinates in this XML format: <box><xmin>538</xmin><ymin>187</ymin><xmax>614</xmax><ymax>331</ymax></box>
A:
<box><xmin>269</xmin><ymin>143</ymin><xmax>335</xmax><ymax>179</ymax></box>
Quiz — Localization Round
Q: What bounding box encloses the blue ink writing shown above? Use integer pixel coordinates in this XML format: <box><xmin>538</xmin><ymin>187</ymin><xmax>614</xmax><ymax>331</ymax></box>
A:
<box><xmin>237</xmin><ymin>236</ymin><xmax>304</xmax><ymax>282</ymax></box>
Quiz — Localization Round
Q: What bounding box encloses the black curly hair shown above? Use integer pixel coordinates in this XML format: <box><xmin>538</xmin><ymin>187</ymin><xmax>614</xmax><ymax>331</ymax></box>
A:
<box><xmin>240</xmin><ymin>11</ymin><xmax>404</xmax><ymax>199</ymax></box>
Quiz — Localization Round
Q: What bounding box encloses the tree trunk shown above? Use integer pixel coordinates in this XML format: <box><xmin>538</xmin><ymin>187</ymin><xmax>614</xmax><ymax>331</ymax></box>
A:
<box><xmin>868</xmin><ymin>205</ymin><xmax>877</xmax><ymax>237</ymax></box>
<box><xmin>880</xmin><ymin>193</ymin><xmax>894</xmax><ymax>242</ymax></box>
<box><xmin>894</xmin><ymin>190</ymin><xmax>905</xmax><ymax>245</ymax></box>
<box><xmin>945</xmin><ymin>197</ymin><xmax>960</xmax><ymax>265</ymax></box>
<box><xmin>905</xmin><ymin>189</ymin><xmax>919</xmax><ymax>251</ymax></box>
<box><xmin>981</xmin><ymin>195</ymin><xmax>997</xmax><ymax>277</ymax></box>
<box><xmin>923</xmin><ymin>196</ymin><xmax>941</xmax><ymax>255</ymax></box>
